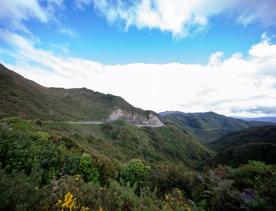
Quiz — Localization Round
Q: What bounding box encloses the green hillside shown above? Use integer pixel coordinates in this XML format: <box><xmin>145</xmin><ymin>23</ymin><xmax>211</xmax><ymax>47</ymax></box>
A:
<box><xmin>0</xmin><ymin>64</ymin><xmax>213</xmax><ymax>168</ymax></box>
<box><xmin>1</xmin><ymin>64</ymin><xmax>276</xmax><ymax>210</ymax></box>
<box><xmin>0</xmin><ymin>64</ymin><xmax>147</xmax><ymax>121</ymax></box>
<box><xmin>160</xmin><ymin>111</ymin><xmax>272</xmax><ymax>143</ymax></box>
<box><xmin>1</xmin><ymin>118</ymin><xmax>275</xmax><ymax>210</ymax></box>
<box><xmin>208</xmin><ymin>125</ymin><xmax>276</xmax><ymax>166</ymax></box>
<box><xmin>42</xmin><ymin>119</ymin><xmax>214</xmax><ymax>168</ymax></box>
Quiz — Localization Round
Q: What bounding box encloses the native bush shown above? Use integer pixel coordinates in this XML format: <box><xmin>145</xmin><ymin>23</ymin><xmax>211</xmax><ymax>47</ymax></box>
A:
<box><xmin>79</xmin><ymin>153</ymin><xmax>99</xmax><ymax>183</ymax></box>
<box><xmin>119</xmin><ymin>159</ymin><xmax>150</xmax><ymax>189</ymax></box>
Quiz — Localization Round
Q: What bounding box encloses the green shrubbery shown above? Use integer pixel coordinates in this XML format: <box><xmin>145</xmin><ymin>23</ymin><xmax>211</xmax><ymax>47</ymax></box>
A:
<box><xmin>0</xmin><ymin>118</ymin><xmax>99</xmax><ymax>185</ymax></box>
<box><xmin>0</xmin><ymin>169</ymin><xmax>42</xmax><ymax>211</ymax></box>
<box><xmin>119</xmin><ymin>159</ymin><xmax>150</xmax><ymax>188</ymax></box>
<box><xmin>1</xmin><ymin>118</ymin><xmax>275</xmax><ymax>210</ymax></box>
<box><xmin>232</xmin><ymin>161</ymin><xmax>276</xmax><ymax>210</ymax></box>
<box><xmin>79</xmin><ymin>153</ymin><xmax>99</xmax><ymax>183</ymax></box>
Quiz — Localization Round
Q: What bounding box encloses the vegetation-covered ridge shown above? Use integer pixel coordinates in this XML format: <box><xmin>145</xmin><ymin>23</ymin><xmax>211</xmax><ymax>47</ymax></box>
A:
<box><xmin>0</xmin><ymin>64</ymin><xmax>160</xmax><ymax>124</ymax></box>
<box><xmin>160</xmin><ymin>111</ymin><xmax>273</xmax><ymax>143</ymax></box>
<box><xmin>14</xmin><ymin>118</ymin><xmax>213</xmax><ymax>167</ymax></box>
<box><xmin>0</xmin><ymin>117</ymin><xmax>275</xmax><ymax>210</ymax></box>
<box><xmin>209</xmin><ymin>125</ymin><xmax>276</xmax><ymax>166</ymax></box>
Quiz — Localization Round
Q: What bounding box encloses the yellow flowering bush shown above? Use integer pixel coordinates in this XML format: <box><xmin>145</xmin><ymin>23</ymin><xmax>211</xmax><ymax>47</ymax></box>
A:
<box><xmin>56</xmin><ymin>191</ymin><xmax>104</xmax><ymax>211</ymax></box>
<box><xmin>75</xmin><ymin>174</ymin><xmax>81</xmax><ymax>181</ymax></box>
<box><xmin>56</xmin><ymin>192</ymin><xmax>77</xmax><ymax>211</ymax></box>
<box><xmin>80</xmin><ymin>207</ymin><xmax>90</xmax><ymax>211</ymax></box>
<box><xmin>163</xmin><ymin>188</ymin><xmax>191</xmax><ymax>211</ymax></box>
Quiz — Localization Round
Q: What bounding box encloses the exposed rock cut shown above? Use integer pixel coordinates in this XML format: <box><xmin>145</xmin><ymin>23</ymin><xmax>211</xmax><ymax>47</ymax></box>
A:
<box><xmin>107</xmin><ymin>109</ymin><xmax>164</xmax><ymax>127</ymax></box>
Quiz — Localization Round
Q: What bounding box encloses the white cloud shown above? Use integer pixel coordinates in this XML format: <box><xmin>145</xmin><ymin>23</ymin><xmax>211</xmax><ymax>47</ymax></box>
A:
<box><xmin>0</xmin><ymin>0</ymin><xmax>63</xmax><ymax>32</ymax></box>
<box><xmin>92</xmin><ymin>0</ymin><xmax>223</xmax><ymax>37</ymax></box>
<box><xmin>90</xmin><ymin>0</ymin><xmax>276</xmax><ymax>37</ymax></box>
<box><xmin>248</xmin><ymin>35</ymin><xmax>276</xmax><ymax>78</ymax></box>
<box><xmin>236</xmin><ymin>0</ymin><xmax>276</xmax><ymax>26</ymax></box>
<box><xmin>74</xmin><ymin>0</ymin><xmax>93</xmax><ymax>9</ymax></box>
<box><xmin>208</xmin><ymin>51</ymin><xmax>224</xmax><ymax>66</ymax></box>
<box><xmin>1</xmin><ymin>31</ymin><xmax>276</xmax><ymax>117</ymax></box>
<box><xmin>58</xmin><ymin>27</ymin><xmax>78</xmax><ymax>38</ymax></box>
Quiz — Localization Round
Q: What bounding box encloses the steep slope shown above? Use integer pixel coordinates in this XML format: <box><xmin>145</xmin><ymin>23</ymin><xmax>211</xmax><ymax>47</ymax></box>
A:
<box><xmin>0</xmin><ymin>117</ymin><xmax>214</xmax><ymax>169</ymax></box>
<box><xmin>208</xmin><ymin>125</ymin><xmax>276</xmax><ymax>166</ymax></box>
<box><xmin>41</xmin><ymin>119</ymin><xmax>214</xmax><ymax>168</ymax></box>
<box><xmin>209</xmin><ymin>125</ymin><xmax>276</xmax><ymax>151</ymax></box>
<box><xmin>160</xmin><ymin>111</ymin><xmax>272</xmax><ymax>143</ymax></box>
<box><xmin>0</xmin><ymin>64</ymin><xmax>162</xmax><ymax>125</ymax></box>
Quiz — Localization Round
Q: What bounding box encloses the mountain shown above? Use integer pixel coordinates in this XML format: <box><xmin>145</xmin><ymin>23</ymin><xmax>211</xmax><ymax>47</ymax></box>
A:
<box><xmin>0</xmin><ymin>64</ymin><xmax>213</xmax><ymax>167</ymax></box>
<box><xmin>0</xmin><ymin>64</ymin><xmax>163</xmax><ymax>126</ymax></box>
<box><xmin>238</xmin><ymin>116</ymin><xmax>276</xmax><ymax>123</ymax></box>
<box><xmin>208</xmin><ymin>125</ymin><xmax>276</xmax><ymax>166</ymax></box>
<box><xmin>160</xmin><ymin>111</ymin><xmax>272</xmax><ymax>143</ymax></box>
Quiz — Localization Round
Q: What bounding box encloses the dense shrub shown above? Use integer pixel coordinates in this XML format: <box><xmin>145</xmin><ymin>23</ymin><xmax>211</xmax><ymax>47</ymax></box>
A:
<box><xmin>162</xmin><ymin>188</ymin><xmax>192</xmax><ymax>211</ymax></box>
<box><xmin>119</xmin><ymin>159</ymin><xmax>150</xmax><ymax>189</ymax></box>
<box><xmin>201</xmin><ymin>166</ymin><xmax>242</xmax><ymax>210</ymax></box>
<box><xmin>37</xmin><ymin>176</ymin><xmax>162</xmax><ymax>211</ymax></box>
<box><xmin>231</xmin><ymin>161</ymin><xmax>276</xmax><ymax>210</ymax></box>
<box><xmin>1</xmin><ymin>118</ymin><xmax>276</xmax><ymax>210</ymax></box>
<box><xmin>38</xmin><ymin>176</ymin><xmax>110</xmax><ymax>210</ymax></box>
<box><xmin>149</xmin><ymin>162</ymin><xmax>200</xmax><ymax>198</ymax></box>
<box><xmin>0</xmin><ymin>118</ymin><xmax>99</xmax><ymax>185</ymax></box>
<box><xmin>79</xmin><ymin>153</ymin><xmax>99</xmax><ymax>183</ymax></box>
<box><xmin>0</xmin><ymin>169</ymin><xmax>42</xmax><ymax>211</ymax></box>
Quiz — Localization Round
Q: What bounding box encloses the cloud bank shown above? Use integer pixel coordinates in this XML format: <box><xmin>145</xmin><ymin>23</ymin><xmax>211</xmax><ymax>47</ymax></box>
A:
<box><xmin>1</xmin><ymin>30</ymin><xmax>276</xmax><ymax>117</ymax></box>
<box><xmin>1</xmin><ymin>0</ymin><xmax>276</xmax><ymax>117</ymax></box>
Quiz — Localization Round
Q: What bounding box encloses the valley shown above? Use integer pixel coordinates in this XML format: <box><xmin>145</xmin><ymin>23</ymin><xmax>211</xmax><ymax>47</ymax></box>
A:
<box><xmin>1</xmin><ymin>1</ymin><xmax>276</xmax><ymax>210</ymax></box>
<box><xmin>0</xmin><ymin>64</ymin><xmax>275</xmax><ymax>211</ymax></box>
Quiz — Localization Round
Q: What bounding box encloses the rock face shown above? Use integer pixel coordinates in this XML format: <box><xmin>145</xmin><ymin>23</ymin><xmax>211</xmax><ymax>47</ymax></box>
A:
<box><xmin>147</xmin><ymin>113</ymin><xmax>164</xmax><ymax>127</ymax></box>
<box><xmin>107</xmin><ymin>109</ymin><xmax>164</xmax><ymax>127</ymax></box>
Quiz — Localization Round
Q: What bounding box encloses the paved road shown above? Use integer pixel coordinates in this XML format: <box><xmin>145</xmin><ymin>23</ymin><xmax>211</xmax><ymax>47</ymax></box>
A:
<box><xmin>67</xmin><ymin>121</ymin><xmax>103</xmax><ymax>125</ymax></box>
<box><xmin>67</xmin><ymin>121</ymin><xmax>164</xmax><ymax>127</ymax></box>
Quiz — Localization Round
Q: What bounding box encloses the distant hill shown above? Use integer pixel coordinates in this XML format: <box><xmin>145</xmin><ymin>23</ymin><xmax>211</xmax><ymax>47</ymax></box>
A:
<box><xmin>208</xmin><ymin>125</ymin><xmax>276</xmax><ymax>166</ymax></box>
<box><xmin>0</xmin><ymin>64</ymin><xmax>162</xmax><ymax>126</ymax></box>
<box><xmin>160</xmin><ymin>111</ymin><xmax>272</xmax><ymax>143</ymax></box>
<box><xmin>208</xmin><ymin>125</ymin><xmax>276</xmax><ymax>151</ymax></box>
<box><xmin>238</xmin><ymin>116</ymin><xmax>276</xmax><ymax>123</ymax></box>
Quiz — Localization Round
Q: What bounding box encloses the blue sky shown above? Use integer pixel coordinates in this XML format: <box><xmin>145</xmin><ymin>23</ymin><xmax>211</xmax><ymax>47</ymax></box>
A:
<box><xmin>4</xmin><ymin>1</ymin><xmax>274</xmax><ymax>64</ymax></box>
<box><xmin>1</xmin><ymin>0</ymin><xmax>276</xmax><ymax>117</ymax></box>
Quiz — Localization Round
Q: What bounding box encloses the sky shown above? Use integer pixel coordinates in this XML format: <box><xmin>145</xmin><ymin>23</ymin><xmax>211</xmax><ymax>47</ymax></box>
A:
<box><xmin>1</xmin><ymin>0</ymin><xmax>276</xmax><ymax>117</ymax></box>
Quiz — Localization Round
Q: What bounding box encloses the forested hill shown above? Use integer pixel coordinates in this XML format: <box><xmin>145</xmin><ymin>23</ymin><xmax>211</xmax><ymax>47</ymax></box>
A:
<box><xmin>160</xmin><ymin>111</ymin><xmax>273</xmax><ymax>143</ymax></box>
<box><xmin>208</xmin><ymin>125</ymin><xmax>276</xmax><ymax>166</ymax></box>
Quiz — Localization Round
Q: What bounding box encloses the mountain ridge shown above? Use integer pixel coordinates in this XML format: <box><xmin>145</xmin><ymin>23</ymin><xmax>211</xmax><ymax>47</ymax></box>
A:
<box><xmin>0</xmin><ymin>64</ymin><xmax>163</xmax><ymax>126</ymax></box>
<box><xmin>160</xmin><ymin>111</ymin><xmax>274</xmax><ymax>143</ymax></box>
